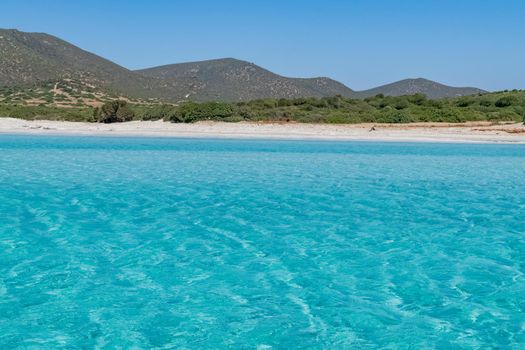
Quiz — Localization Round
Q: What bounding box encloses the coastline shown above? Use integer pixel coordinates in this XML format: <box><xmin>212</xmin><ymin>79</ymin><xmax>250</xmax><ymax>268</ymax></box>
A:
<box><xmin>1</xmin><ymin>117</ymin><xmax>524</xmax><ymax>143</ymax></box>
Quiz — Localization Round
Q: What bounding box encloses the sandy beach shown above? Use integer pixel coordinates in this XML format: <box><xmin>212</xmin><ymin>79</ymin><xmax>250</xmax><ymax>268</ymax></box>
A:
<box><xmin>0</xmin><ymin>117</ymin><xmax>524</xmax><ymax>143</ymax></box>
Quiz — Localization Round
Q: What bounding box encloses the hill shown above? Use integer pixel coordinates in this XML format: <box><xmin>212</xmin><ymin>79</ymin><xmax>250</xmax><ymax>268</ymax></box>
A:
<box><xmin>354</xmin><ymin>78</ymin><xmax>486</xmax><ymax>99</ymax></box>
<box><xmin>135</xmin><ymin>58</ymin><xmax>354</xmax><ymax>101</ymax></box>
<box><xmin>0</xmin><ymin>29</ymin><xmax>170</xmax><ymax>100</ymax></box>
<box><xmin>0</xmin><ymin>30</ymin><xmax>355</xmax><ymax>102</ymax></box>
<box><xmin>137</xmin><ymin>60</ymin><xmax>487</xmax><ymax>101</ymax></box>
<box><xmin>0</xmin><ymin>29</ymin><xmax>488</xmax><ymax>103</ymax></box>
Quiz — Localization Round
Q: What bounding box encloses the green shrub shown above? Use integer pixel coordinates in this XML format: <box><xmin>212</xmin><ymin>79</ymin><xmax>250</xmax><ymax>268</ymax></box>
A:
<box><xmin>456</xmin><ymin>97</ymin><xmax>474</xmax><ymax>107</ymax></box>
<box><xmin>393</xmin><ymin>99</ymin><xmax>410</xmax><ymax>110</ymax></box>
<box><xmin>93</xmin><ymin>100</ymin><xmax>135</xmax><ymax>123</ymax></box>
<box><xmin>377</xmin><ymin>110</ymin><xmax>413</xmax><ymax>123</ymax></box>
<box><xmin>479</xmin><ymin>99</ymin><xmax>492</xmax><ymax>107</ymax></box>
<box><xmin>408</xmin><ymin>93</ymin><xmax>427</xmax><ymax>105</ymax></box>
<box><xmin>495</xmin><ymin>96</ymin><xmax>517</xmax><ymax>108</ymax></box>
<box><xmin>167</xmin><ymin>101</ymin><xmax>234</xmax><ymax>123</ymax></box>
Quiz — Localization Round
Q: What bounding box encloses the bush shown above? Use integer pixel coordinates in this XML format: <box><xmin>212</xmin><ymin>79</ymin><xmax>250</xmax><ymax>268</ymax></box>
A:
<box><xmin>167</xmin><ymin>101</ymin><xmax>234</xmax><ymax>123</ymax></box>
<box><xmin>456</xmin><ymin>97</ymin><xmax>474</xmax><ymax>107</ymax></box>
<box><xmin>277</xmin><ymin>98</ymin><xmax>291</xmax><ymax>107</ymax></box>
<box><xmin>479</xmin><ymin>99</ymin><xmax>492</xmax><ymax>107</ymax></box>
<box><xmin>139</xmin><ymin>104</ymin><xmax>176</xmax><ymax>121</ymax></box>
<box><xmin>495</xmin><ymin>96</ymin><xmax>517</xmax><ymax>108</ymax></box>
<box><xmin>393</xmin><ymin>98</ymin><xmax>410</xmax><ymax>110</ymax></box>
<box><xmin>93</xmin><ymin>100</ymin><xmax>135</xmax><ymax>123</ymax></box>
<box><xmin>429</xmin><ymin>109</ymin><xmax>466</xmax><ymax>123</ymax></box>
<box><xmin>377</xmin><ymin>110</ymin><xmax>414</xmax><ymax>123</ymax></box>
<box><xmin>409</xmin><ymin>93</ymin><xmax>427</xmax><ymax>105</ymax></box>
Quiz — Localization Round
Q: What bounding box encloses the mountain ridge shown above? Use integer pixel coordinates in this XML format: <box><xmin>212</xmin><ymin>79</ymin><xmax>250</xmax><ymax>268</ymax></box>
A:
<box><xmin>0</xmin><ymin>29</ymin><xmax>487</xmax><ymax>102</ymax></box>
<box><xmin>135</xmin><ymin>58</ymin><xmax>355</xmax><ymax>101</ymax></box>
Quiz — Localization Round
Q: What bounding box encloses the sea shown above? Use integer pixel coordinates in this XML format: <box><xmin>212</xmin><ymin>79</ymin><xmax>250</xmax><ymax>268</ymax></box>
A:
<box><xmin>0</xmin><ymin>135</ymin><xmax>524</xmax><ymax>349</ymax></box>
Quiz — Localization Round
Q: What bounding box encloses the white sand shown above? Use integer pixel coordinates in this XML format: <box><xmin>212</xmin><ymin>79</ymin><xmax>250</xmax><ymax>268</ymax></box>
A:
<box><xmin>1</xmin><ymin>118</ymin><xmax>524</xmax><ymax>143</ymax></box>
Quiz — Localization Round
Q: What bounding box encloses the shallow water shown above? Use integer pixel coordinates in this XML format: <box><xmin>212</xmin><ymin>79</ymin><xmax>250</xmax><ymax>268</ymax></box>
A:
<box><xmin>0</xmin><ymin>135</ymin><xmax>524</xmax><ymax>349</ymax></box>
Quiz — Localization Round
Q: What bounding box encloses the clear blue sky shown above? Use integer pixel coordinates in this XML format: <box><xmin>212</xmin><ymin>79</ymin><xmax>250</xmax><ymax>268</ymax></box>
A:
<box><xmin>2</xmin><ymin>0</ymin><xmax>524</xmax><ymax>91</ymax></box>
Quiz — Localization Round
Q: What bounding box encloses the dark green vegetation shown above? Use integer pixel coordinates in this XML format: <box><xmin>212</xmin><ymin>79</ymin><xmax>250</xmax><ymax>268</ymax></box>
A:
<box><xmin>1</xmin><ymin>29</ymin><xmax>485</xmax><ymax>102</ymax></box>
<box><xmin>151</xmin><ymin>91</ymin><xmax>525</xmax><ymax>124</ymax></box>
<box><xmin>93</xmin><ymin>101</ymin><xmax>135</xmax><ymax>123</ymax></box>
<box><xmin>2</xmin><ymin>90</ymin><xmax>524</xmax><ymax>124</ymax></box>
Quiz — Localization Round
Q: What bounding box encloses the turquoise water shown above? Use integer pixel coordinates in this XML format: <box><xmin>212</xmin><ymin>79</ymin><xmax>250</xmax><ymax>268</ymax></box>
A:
<box><xmin>1</xmin><ymin>135</ymin><xmax>524</xmax><ymax>349</ymax></box>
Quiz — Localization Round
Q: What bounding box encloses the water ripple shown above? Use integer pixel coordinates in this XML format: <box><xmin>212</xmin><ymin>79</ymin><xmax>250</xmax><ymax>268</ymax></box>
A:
<box><xmin>1</xmin><ymin>136</ymin><xmax>524</xmax><ymax>348</ymax></box>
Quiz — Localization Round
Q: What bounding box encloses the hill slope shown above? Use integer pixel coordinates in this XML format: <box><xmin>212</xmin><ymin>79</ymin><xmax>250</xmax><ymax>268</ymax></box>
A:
<box><xmin>135</xmin><ymin>58</ymin><xmax>354</xmax><ymax>101</ymax></box>
<box><xmin>354</xmin><ymin>78</ymin><xmax>486</xmax><ymax>99</ymax></box>
<box><xmin>0</xmin><ymin>29</ymin><xmax>168</xmax><ymax>99</ymax></box>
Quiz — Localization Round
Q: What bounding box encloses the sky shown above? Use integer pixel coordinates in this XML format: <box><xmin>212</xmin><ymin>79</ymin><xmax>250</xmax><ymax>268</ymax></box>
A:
<box><xmin>1</xmin><ymin>0</ymin><xmax>524</xmax><ymax>91</ymax></box>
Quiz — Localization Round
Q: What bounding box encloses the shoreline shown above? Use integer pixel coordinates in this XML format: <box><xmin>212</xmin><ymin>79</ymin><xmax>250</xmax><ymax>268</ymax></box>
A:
<box><xmin>1</xmin><ymin>118</ymin><xmax>524</xmax><ymax>144</ymax></box>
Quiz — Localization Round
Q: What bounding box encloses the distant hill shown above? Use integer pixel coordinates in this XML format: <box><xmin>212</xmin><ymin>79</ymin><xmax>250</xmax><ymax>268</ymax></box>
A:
<box><xmin>135</xmin><ymin>58</ymin><xmax>354</xmax><ymax>101</ymax></box>
<box><xmin>137</xmin><ymin>60</ymin><xmax>486</xmax><ymax>100</ymax></box>
<box><xmin>0</xmin><ymin>29</ymin><xmax>487</xmax><ymax>103</ymax></box>
<box><xmin>354</xmin><ymin>78</ymin><xmax>486</xmax><ymax>99</ymax></box>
